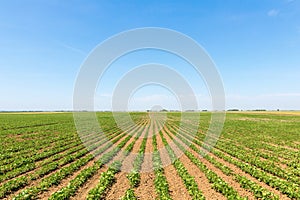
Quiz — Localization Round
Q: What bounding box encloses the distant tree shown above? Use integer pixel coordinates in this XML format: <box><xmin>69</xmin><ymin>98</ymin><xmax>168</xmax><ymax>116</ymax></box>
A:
<box><xmin>160</xmin><ymin>109</ymin><xmax>168</xmax><ymax>112</ymax></box>
<box><xmin>227</xmin><ymin>109</ymin><xmax>239</xmax><ymax>111</ymax></box>
<box><xmin>253</xmin><ymin>109</ymin><xmax>267</xmax><ymax>111</ymax></box>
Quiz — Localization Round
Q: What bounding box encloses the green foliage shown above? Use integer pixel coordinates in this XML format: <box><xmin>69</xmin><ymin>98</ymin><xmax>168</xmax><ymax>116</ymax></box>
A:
<box><xmin>49</xmin><ymin>163</ymin><xmax>102</xmax><ymax>200</ymax></box>
<box><xmin>152</xmin><ymin>134</ymin><xmax>172</xmax><ymax>200</ymax></box>
<box><xmin>121</xmin><ymin>189</ymin><xmax>137</xmax><ymax>200</ymax></box>
<box><xmin>127</xmin><ymin>171</ymin><xmax>140</xmax><ymax>188</ymax></box>
<box><xmin>87</xmin><ymin>161</ymin><xmax>121</xmax><ymax>200</ymax></box>
<box><xmin>1</xmin><ymin>112</ymin><xmax>300</xmax><ymax>199</ymax></box>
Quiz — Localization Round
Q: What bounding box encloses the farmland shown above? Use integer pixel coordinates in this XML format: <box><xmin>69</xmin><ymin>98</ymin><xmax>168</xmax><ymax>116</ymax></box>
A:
<box><xmin>0</xmin><ymin>112</ymin><xmax>299</xmax><ymax>200</ymax></box>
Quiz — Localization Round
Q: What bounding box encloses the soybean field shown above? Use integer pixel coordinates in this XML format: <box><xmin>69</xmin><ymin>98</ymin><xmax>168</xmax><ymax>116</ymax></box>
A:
<box><xmin>0</xmin><ymin>112</ymin><xmax>299</xmax><ymax>200</ymax></box>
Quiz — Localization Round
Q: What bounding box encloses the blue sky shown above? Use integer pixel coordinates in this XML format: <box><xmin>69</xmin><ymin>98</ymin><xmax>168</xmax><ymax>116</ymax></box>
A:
<box><xmin>0</xmin><ymin>0</ymin><xmax>300</xmax><ymax>111</ymax></box>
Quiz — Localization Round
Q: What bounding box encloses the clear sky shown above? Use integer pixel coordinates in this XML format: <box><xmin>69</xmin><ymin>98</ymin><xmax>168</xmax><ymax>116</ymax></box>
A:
<box><xmin>1</xmin><ymin>0</ymin><xmax>300</xmax><ymax>111</ymax></box>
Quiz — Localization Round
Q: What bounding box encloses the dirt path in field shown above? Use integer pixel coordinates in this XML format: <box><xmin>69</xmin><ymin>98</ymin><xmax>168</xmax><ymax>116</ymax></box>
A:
<box><xmin>39</xmin><ymin>130</ymin><xmax>127</xmax><ymax>199</ymax></box>
<box><xmin>161</xmin><ymin>127</ymin><xmax>226</xmax><ymax>200</ymax></box>
<box><xmin>106</xmin><ymin>125</ymin><xmax>148</xmax><ymax>199</ymax></box>
<box><xmin>176</xmin><ymin>128</ymin><xmax>286</xmax><ymax>199</ymax></box>
<box><xmin>135</xmin><ymin>120</ymin><xmax>157</xmax><ymax>200</ymax></box>
<box><xmin>207</xmin><ymin>152</ymin><xmax>291</xmax><ymax>200</ymax></box>
<box><xmin>213</xmin><ymin>139</ymin><xmax>296</xmax><ymax>172</ymax></box>
<box><xmin>102</xmin><ymin>121</ymin><xmax>147</xmax><ymax>197</ymax></box>
<box><xmin>135</xmin><ymin>172</ymin><xmax>156</xmax><ymax>200</ymax></box>
<box><xmin>42</xmin><ymin>123</ymin><xmax>137</xmax><ymax>199</ymax></box>
<box><xmin>93</xmin><ymin>122</ymin><xmax>141</xmax><ymax>162</ymax></box>
<box><xmin>140</xmin><ymin>121</ymin><xmax>154</xmax><ymax>172</ymax></box>
<box><xmin>155</xmin><ymin>124</ymin><xmax>171</xmax><ymax>167</ymax></box>
<box><xmin>105</xmin><ymin>172</ymin><xmax>130</xmax><ymax>200</ymax></box>
<box><xmin>120</xmin><ymin>138</ymin><xmax>144</xmax><ymax>171</ymax></box>
<box><xmin>189</xmin><ymin>148</ymin><xmax>254</xmax><ymax>199</ymax></box>
<box><xmin>212</xmin><ymin>144</ymin><xmax>300</xmax><ymax>189</ymax></box>
<box><xmin>163</xmin><ymin>164</ymin><xmax>192</xmax><ymax>200</ymax></box>
<box><xmin>0</xmin><ymin>134</ymin><xmax>84</xmax><ymax>177</ymax></box>
<box><xmin>107</xmin><ymin>123</ymin><xmax>144</xmax><ymax>166</ymax></box>
<box><xmin>176</xmin><ymin>124</ymin><xmax>295</xmax><ymax>183</ymax></box>
<box><xmin>259</xmin><ymin>148</ymin><xmax>291</xmax><ymax>162</ymax></box>
<box><xmin>70</xmin><ymin>165</ymin><xmax>108</xmax><ymax>200</ymax></box>
<box><xmin>173</xmin><ymin>124</ymin><xmax>292</xmax><ymax>200</ymax></box>
<box><xmin>121</xmin><ymin>123</ymin><xmax>149</xmax><ymax>172</ymax></box>
<box><xmin>106</xmin><ymin>121</ymin><xmax>156</xmax><ymax>199</ymax></box>
<box><xmin>155</xmin><ymin>121</ymin><xmax>191</xmax><ymax>200</ymax></box>
<box><xmin>262</xmin><ymin>141</ymin><xmax>299</xmax><ymax>152</ymax></box>
<box><xmin>0</xmin><ymin>140</ymin><xmax>82</xmax><ymax>188</ymax></box>
<box><xmin>74</xmin><ymin>122</ymin><xmax>146</xmax><ymax>200</ymax></box>
<box><xmin>179</xmin><ymin>154</ymin><xmax>227</xmax><ymax>200</ymax></box>
<box><xmin>69</xmin><ymin>123</ymin><xmax>142</xmax><ymax>200</ymax></box>
<box><xmin>5</xmin><ymin>145</ymin><xmax>97</xmax><ymax>199</ymax></box>
<box><xmin>40</xmin><ymin>156</ymin><xmax>97</xmax><ymax>199</ymax></box>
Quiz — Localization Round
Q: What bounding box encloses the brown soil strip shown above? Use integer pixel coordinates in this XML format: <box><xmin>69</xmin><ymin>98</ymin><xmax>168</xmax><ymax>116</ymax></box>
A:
<box><xmin>212</xmin><ymin>146</ymin><xmax>296</xmax><ymax>185</ymax></box>
<box><xmin>106</xmin><ymin>129</ymin><xmax>147</xmax><ymax>199</ymax></box>
<box><xmin>131</xmin><ymin>123</ymin><xmax>149</xmax><ymax>153</ymax></box>
<box><xmin>144</xmin><ymin>137</ymin><xmax>153</xmax><ymax>153</ymax></box>
<box><xmin>208</xmin><ymin>152</ymin><xmax>290</xmax><ymax>200</ymax></box>
<box><xmin>135</xmin><ymin>121</ymin><xmax>157</xmax><ymax>199</ymax></box>
<box><xmin>120</xmin><ymin>123</ymin><xmax>150</xmax><ymax>172</ymax></box>
<box><xmin>179</xmin><ymin>153</ymin><xmax>226</xmax><ymax>200</ymax></box>
<box><xmin>262</xmin><ymin>141</ymin><xmax>299</xmax><ymax>152</ymax></box>
<box><xmin>135</xmin><ymin>172</ymin><xmax>156</xmax><ymax>200</ymax></box>
<box><xmin>107</xmin><ymin>121</ymin><xmax>153</xmax><ymax>198</ymax></box>
<box><xmin>121</xmin><ymin>138</ymin><xmax>144</xmax><ymax>172</ymax></box>
<box><xmin>178</xmin><ymin>124</ymin><xmax>291</xmax><ymax>199</ymax></box>
<box><xmin>141</xmin><ymin>122</ymin><xmax>154</xmax><ymax>172</ymax></box>
<box><xmin>5</xmin><ymin>151</ymin><xmax>92</xmax><ymax>200</ymax></box>
<box><xmin>220</xmin><ymin>140</ymin><xmax>292</xmax><ymax>170</ymax></box>
<box><xmin>163</xmin><ymin>164</ymin><xmax>192</xmax><ymax>200</ymax></box>
<box><xmin>69</xmin><ymin>127</ymin><xmax>136</xmax><ymax>200</ymax></box>
<box><xmin>4</xmin><ymin>122</ymin><xmax>137</xmax><ymax>199</ymax></box>
<box><xmin>154</xmin><ymin>121</ymin><xmax>191</xmax><ymax>200</ymax></box>
<box><xmin>98</xmin><ymin>122</ymin><xmax>148</xmax><ymax>200</ymax></box>
<box><xmin>162</xmin><ymin>128</ymin><xmax>226</xmax><ymax>200</ymax></box>
<box><xmin>107</xmin><ymin>125</ymin><xmax>143</xmax><ymax>166</ymax></box>
<box><xmin>191</xmin><ymin>150</ymin><xmax>254</xmax><ymax>199</ymax></box>
<box><xmin>18</xmin><ymin>125</ymin><xmax>134</xmax><ymax>199</ymax></box>
<box><xmin>1</xmin><ymin>142</ymin><xmax>83</xmax><ymax>187</ymax></box>
<box><xmin>105</xmin><ymin>172</ymin><xmax>130</xmax><ymax>200</ymax></box>
<box><xmin>259</xmin><ymin>148</ymin><xmax>290</xmax><ymax>162</ymax></box>
<box><xmin>70</xmin><ymin>166</ymin><xmax>108</xmax><ymax>200</ymax></box>
<box><xmin>178</xmin><ymin>125</ymin><xmax>296</xmax><ymax>189</ymax></box>
<box><xmin>155</xmin><ymin>124</ymin><xmax>171</xmax><ymax>168</ymax></box>
<box><xmin>40</xmin><ymin>157</ymin><xmax>97</xmax><ymax>199</ymax></box>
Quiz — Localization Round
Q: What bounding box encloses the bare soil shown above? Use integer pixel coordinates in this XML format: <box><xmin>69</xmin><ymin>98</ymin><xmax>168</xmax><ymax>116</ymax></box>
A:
<box><xmin>135</xmin><ymin>172</ymin><xmax>156</xmax><ymax>200</ymax></box>
<box><xmin>135</xmin><ymin>121</ymin><xmax>157</xmax><ymax>199</ymax></box>
<box><xmin>208</xmin><ymin>152</ymin><xmax>291</xmax><ymax>200</ymax></box>
<box><xmin>40</xmin><ymin>156</ymin><xmax>97</xmax><ymax>199</ymax></box>
<box><xmin>70</xmin><ymin>166</ymin><xmax>108</xmax><ymax>199</ymax></box>
<box><xmin>162</xmin><ymin>127</ymin><xmax>226</xmax><ymax>200</ymax></box>
<box><xmin>105</xmin><ymin>172</ymin><xmax>130</xmax><ymax>200</ymax></box>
